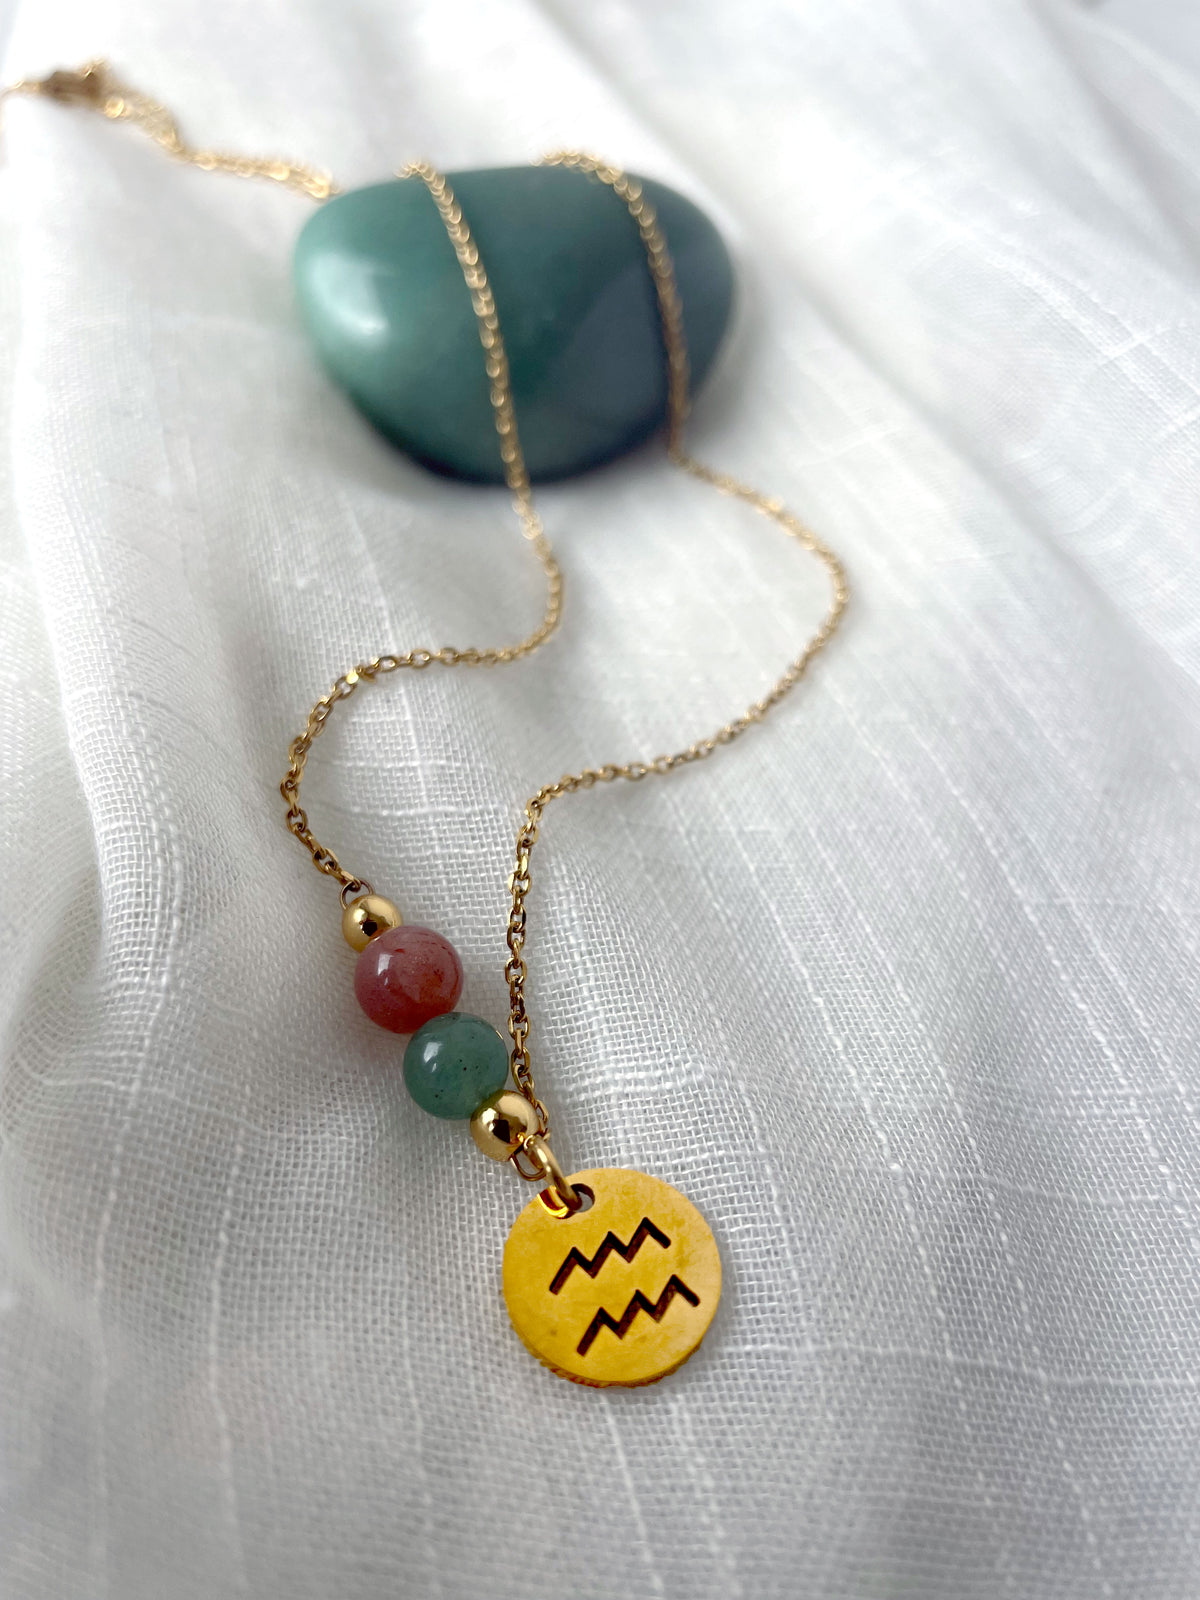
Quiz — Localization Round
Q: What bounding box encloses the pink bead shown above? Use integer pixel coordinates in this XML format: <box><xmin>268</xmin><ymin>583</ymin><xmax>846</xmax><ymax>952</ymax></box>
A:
<box><xmin>353</xmin><ymin>924</ymin><xmax>464</xmax><ymax>1035</ymax></box>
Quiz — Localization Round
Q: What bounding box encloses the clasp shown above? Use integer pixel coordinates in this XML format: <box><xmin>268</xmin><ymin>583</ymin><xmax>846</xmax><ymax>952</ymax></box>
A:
<box><xmin>14</xmin><ymin>61</ymin><xmax>111</xmax><ymax>108</ymax></box>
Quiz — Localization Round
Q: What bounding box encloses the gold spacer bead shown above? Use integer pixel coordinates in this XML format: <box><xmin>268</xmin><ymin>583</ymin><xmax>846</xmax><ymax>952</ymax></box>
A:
<box><xmin>470</xmin><ymin>1090</ymin><xmax>540</xmax><ymax>1162</ymax></box>
<box><xmin>341</xmin><ymin>894</ymin><xmax>402</xmax><ymax>952</ymax></box>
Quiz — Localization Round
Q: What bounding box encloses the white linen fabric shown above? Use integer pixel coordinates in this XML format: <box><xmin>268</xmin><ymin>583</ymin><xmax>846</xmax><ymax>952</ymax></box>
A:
<box><xmin>1</xmin><ymin>1</ymin><xmax>1199</xmax><ymax>1595</ymax></box>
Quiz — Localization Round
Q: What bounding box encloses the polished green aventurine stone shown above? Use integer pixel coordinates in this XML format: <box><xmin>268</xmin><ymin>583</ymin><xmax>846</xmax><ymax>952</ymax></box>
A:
<box><xmin>292</xmin><ymin>166</ymin><xmax>734</xmax><ymax>482</ymax></box>
<box><xmin>403</xmin><ymin>1011</ymin><xmax>511</xmax><ymax>1120</ymax></box>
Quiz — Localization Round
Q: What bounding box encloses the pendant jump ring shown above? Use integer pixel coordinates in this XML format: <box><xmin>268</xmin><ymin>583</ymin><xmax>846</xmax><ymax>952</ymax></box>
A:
<box><xmin>340</xmin><ymin>879</ymin><xmax>375</xmax><ymax>908</ymax></box>
<box><xmin>512</xmin><ymin>1134</ymin><xmax>580</xmax><ymax>1215</ymax></box>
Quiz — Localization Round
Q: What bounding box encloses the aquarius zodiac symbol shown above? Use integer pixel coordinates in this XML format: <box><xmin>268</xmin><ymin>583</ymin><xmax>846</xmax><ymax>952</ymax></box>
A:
<box><xmin>547</xmin><ymin>1215</ymin><xmax>701</xmax><ymax>1358</ymax></box>
<box><xmin>576</xmin><ymin>1275</ymin><xmax>701</xmax><ymax>1355</ymax></box>
<box><xmin>502</xmin><ymin>1167</ymin><xmax>722</xmax><ymax>1387</ymax></box>
<box><xmin>548</xmin><ymin>1216</ymin><xmax>670</xmax><ymax>1294</ymax></box>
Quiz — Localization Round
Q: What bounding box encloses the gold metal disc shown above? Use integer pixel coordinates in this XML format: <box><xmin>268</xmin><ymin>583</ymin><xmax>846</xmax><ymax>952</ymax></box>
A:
<box><xmin>502</xmin><ymin>1167</ymin><xmax>722</xmax><ymax>1387</ymax></box>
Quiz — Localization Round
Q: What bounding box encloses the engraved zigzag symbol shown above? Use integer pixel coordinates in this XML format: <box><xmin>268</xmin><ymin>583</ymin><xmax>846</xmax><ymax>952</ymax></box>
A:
<box><xmin>576</xmin><ymin>1276</ymin><xmax>701</xmax><ymax>1356</ymax></box>
<box><xmin>548</xmin><ymin>1216</ymin><xmax>670</xmax><ymax>1295</ymax></box>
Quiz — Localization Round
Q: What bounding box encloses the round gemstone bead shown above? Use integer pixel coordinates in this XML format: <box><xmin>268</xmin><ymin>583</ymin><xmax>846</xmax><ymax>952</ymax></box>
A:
<box><xmin>353</xmin><ymin>924</ymin><xmax>463</xmax><ymax>1034</ymax></box>
<box><xmin>403</xmin><ymin>1012</ymin><xmax>510</xmax><ymax>1120</ymax></box>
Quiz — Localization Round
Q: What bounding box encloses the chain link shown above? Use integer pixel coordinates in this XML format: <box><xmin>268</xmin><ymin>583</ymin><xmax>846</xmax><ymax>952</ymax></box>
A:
<box><xmin>11</xmin><ymin>69</ymin><xmax>849</xmax><ymax>1145</ymax></box>
<box><xmin>502</xmin><ymin>153</ymin><xmax>849</xmax><ymax>1134</ymax></box>
<box><xmin>3</xmin><ymin>60</ymin><xmax>340</xmax><ymax>200</ymax></box>
<box><xmin>280</xmin><ymin>160</ymin><xmax>563</xmax><ymax>896</ymax></box>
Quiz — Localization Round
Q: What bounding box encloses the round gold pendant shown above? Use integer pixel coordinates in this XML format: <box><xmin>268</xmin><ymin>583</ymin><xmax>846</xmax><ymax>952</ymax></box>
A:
<box><xmin>502</xmin><ymin>1167</ymin><xmax>722</xmax><ymax>1387</ymax></box>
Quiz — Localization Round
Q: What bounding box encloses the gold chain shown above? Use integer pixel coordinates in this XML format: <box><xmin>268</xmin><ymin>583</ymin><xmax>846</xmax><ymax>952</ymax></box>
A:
<box><xmin>280</xmin><ymin>161</ymin><xmax>564</xmax><ymax>902</ymax></box>
<box><xmin>2</xmin><ymin>60</ymin><xmax>340</xmax><ymax>200</ymax></box>
<box><xmin>8</xmin><ymin>65</ymin><xmax>849</xmax><ymax>1144</ymax></box>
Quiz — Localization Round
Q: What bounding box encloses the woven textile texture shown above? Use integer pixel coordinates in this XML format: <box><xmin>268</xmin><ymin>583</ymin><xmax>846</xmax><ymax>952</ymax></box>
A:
<box><xmin>2</xmin><ymin>1</ymin><xmax>1199</xmax><ymax>1596</ymax></box>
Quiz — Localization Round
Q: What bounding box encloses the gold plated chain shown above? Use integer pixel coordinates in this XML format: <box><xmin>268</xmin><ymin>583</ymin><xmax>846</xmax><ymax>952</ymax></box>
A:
<box><xmin>3</xmin><ymin>60</ymin><xmax>339</xmax><ymax>199</ymax></box>
<box><xmin>280</xmin><ymin>162</ymin><xmax>564</xmax><ymax>910</ymax></box>
<box><xmin>503</xmin><ymin>152</ymin><xmax>849</xmax><ymax>1132</ymax></box>
<box><xmin>8</xmin><ymin>64</ymin><xmax>849</xmax><ymax>1148</ymax></box>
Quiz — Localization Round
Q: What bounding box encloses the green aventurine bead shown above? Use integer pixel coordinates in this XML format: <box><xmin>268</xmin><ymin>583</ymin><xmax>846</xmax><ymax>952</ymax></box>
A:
<box><xmin>403</xmin><ymin>1012</ymin><xmax>511</xmax><ymax>1120</ymax></box>
<box><xmin>292</xmin><ymin>166</ymin><xmax>734</xmax><ymax>482</ymax></box>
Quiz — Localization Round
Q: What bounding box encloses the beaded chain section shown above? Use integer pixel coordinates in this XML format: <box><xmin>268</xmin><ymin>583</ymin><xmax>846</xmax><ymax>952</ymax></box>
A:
<box><xmin>5</xmin><ymin>60</ymin><xmax>849</xmax><ymax>1174</ymax></box>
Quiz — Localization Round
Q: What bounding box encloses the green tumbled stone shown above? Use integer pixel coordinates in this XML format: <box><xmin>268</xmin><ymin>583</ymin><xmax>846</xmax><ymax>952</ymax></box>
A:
<box><xmin>293</xmin><ymin>166</ymin><xmax>734</xmax><ymax>482</ymax></box>
<box><xmin>403</xmin><ymin>1011</ymin><xmax>511</xmax><ymax>1120</ymax></box>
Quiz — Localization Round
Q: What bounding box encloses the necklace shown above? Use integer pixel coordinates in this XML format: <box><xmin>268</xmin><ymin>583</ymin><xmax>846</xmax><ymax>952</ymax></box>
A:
<box><xmin>8</xmin><ymin>60</ymin><xmax>849</xmax><ymax>1387</ymax></box>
